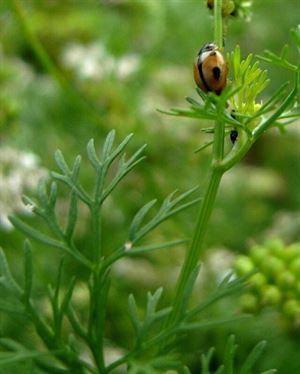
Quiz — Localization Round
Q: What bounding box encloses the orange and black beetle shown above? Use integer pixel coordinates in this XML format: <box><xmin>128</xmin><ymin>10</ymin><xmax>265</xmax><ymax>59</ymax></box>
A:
<box><xmin>193</xmin><ymin>42</ymin><xmax>227</xmax><ymax>95</ymax></box>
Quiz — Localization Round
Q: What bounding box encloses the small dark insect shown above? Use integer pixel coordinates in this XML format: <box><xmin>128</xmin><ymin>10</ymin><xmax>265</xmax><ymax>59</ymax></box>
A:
<box><xmin>230</xmin><ymin>129</ymin><xmax>238</xmax><ymax>144</ymax></box>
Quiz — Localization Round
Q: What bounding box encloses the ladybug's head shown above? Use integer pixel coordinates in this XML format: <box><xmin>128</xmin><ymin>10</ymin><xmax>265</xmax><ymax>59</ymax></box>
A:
<box><xmin>198</xmin><ymin>43</ymin><xmax>217</xmax><ymax>56</ymax></box>
<box><xmin>197</xmin><ymin>43</ymin><xmax>219</xmax><ymax>63</ymax></box>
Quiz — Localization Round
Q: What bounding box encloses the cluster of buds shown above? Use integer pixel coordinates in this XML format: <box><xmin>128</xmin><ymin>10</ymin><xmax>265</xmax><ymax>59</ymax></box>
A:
<box><xmin>235</xmin><ymin>239</ymin><xmax>300</xmax><ymax>325</ymax></box>
<box><xmin>207</xmin><ymin>0</ymin><xmax>252</xmax><ymax>20</ymax></box>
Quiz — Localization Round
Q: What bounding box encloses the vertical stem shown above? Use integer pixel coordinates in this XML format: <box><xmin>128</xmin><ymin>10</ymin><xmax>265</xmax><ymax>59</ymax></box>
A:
<box><xmin>91</xmin><ymin>207</ymin><xmax>102</xmax><ymax>263</ymax></box>
<box><xmin>87</xmin><ymin>271</ymin><xmax>106</xmax><ymax>372</ymax></box>
<box><xmin>88</xmin><ymin>207</ymin><xmax>106</xmax><ymax>371</ymax></box>
<box><xmin>214</xmin><ymin>0</ymin><xmax>223</xmax><ymax>48</ymax></box>
<box><xmin>213</xmin><ymin>97</ymin><xmax>226</xmax><ymax>162</ymax></box>
<box><xmin>165</xmin><ymin>168</ymin><xmax>223</xmax><ymax>328</ymax></box>
<box><xmin>88</xmin><ymin>177</ymin><xmax>106</xmax><ymax>370</ymax></box>
<box><xmin>161</xmin><ymin>0</ymin><xmax>225</xmax><ymax>335</ymax></box>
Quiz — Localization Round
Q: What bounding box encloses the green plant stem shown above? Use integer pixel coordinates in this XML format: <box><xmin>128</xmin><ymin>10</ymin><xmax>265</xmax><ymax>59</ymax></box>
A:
<box><xmin>219</xmin><ymin>130</ymin><xmax>251</xmax><ymax>171</ymax></box>
<box><xmin>88</xmin><ymin>183</ymin><xmax>106</xmax><ymax>371</ymax></box>
<box><xmin>213</xmin><ymin>96</ymin><xmax>226</xmax><ymax>162</ymax></box>
<box><xmin>214</xmin><ymin>0</ymin><xmax>223</xmax><ymax>48</ymax></box>
<box><xmin>86</xmin><ymin>269</ymin><xmax>107</xmax><ymax>372</ymax></box>
<box><xmin>167</xmin><ymin>168</ymin><xmax>223</xmax><ymax>327</ymax></box>
<box><xmin>91</xmin><ymin>207</ymin><xmax>102</xmax><ymax>263</ymax></box>
<box><xmin>160</xmin><ymin>0</ymin><xmax>225</xmax><ymax>339</ymax></box>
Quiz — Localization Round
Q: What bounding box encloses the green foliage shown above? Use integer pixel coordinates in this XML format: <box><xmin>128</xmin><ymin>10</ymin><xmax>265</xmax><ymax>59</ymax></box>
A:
<box><xmin>228</xmin><ymin>46</ymin><xmax>269</xmax><ymax>115</ymax></box>
<box><xmin>0</xmin><ymin>133</ymin><xmax>250</xmax><ymax>372</ymax></box>
<box><xmin>195</xmin><ymin>335</ymin><xmax>276</xmax><ymax>374</ymax></box>
<box><xmin>257</xmin><ymin>25</ymin><xmax>300</xmax><ymax>73</ymax></box>
<box><xmin>1</xmin><ymin>0</ymin><xmax>300</xmax><ymax>373</ymax></box>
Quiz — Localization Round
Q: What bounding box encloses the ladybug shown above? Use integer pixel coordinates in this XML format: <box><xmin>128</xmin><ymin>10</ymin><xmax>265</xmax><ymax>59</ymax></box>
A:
<box><xmin>193</xmin><ymin>42</ymin><xmax>227</xmax><ymax>95</ymax></box>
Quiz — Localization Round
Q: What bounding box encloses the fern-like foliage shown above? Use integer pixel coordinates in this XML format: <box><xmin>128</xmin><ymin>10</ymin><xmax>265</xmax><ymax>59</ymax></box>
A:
<box><xmin>0</xmin><ymin>132</ymin><xmax>249</xmax><ymax>373</ymax></box>
<box><xmin>188</xmin><ymin>335</ymin><xmax>276</xmax><ymax>374</ymax></box>
<box><xmin>257</xmin><ymin>25</ymin><xmax>300</xmax><ymax>73</ymax></box>
<box><xmin>0</xmin><ymin>132</ymin><xmax>202</xmax><ymax>372</ymax></box>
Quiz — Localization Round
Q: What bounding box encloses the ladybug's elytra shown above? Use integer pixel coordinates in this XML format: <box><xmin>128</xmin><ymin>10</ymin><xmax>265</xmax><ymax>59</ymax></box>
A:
<box><xmin>193</xmin><ymin>43</ymin><xmax>227</xmax><ymax>95</ymax></box>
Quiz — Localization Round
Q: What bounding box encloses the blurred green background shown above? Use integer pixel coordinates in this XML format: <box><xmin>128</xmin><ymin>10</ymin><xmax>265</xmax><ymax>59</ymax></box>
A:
<box><xmin>0</xmin><ymin>0</ymin><xmax>300</xmax><ymax>372</ymax></box>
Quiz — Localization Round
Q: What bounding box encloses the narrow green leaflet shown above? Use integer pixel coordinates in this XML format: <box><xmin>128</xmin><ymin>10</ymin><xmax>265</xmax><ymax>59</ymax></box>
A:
<box><xmin>0</xmin><ymin>351</ymin><xmax>59</xmax><ymax>367</ymax></box>
<box><xmin>23</xmin><ymin>240</ymin><xmax>33</xmax><ymax>301</ymax></box>
<box><xmin>0</xmin><ymin>247</ymin><xmax>22</xmax><ymax>296</ymax></box>
<box><xmin>54</xmin><ymin>149</ymin><xmax>71</xmax><ymax>176</ymax></box>
<box><xmin>9</xmin><ymin>216</ymin><xmax>92</xmax><ymax>268</ymax></box>
<box><xmin>129</xmin><ymin>199</ymin><xmax>157</xmax><ymax>241</ymax></box>
<box><xmin>101</xmin><ymin>129</ymin><xmax>116</xmax><ymax>162</ymax></box>
<box><xmin>201</xmin><ymin>347</ymin><xmax>215</xmax><ymax>374</ymax></box>
<box><xmin>223</xmin><ymin>335</ymin><xmax>237</xmax><ymax>374</ymax></box>
<box><xmin>64</xmin><ymin>190</ymin><xmax>78</xmax><ymax>241</ymax></box>
<box><xmin>240</xmin><ymin>340</ymin><xmax>267</xmax><ymax>374</ymax></box>
<box><xmin>128</xmin><ymin>294</ymin><xmax>142</xmax><ymax>338</ymax></box>
<box><xmin>87</xmin><ymin>138</ymin><xmax>101</xmax><ymax>170</ymax></box>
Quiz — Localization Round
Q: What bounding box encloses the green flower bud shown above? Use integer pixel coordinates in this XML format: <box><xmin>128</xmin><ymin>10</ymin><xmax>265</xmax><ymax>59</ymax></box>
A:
<box><xmin>276</xmin><ymin>271</ymin><xmax>296</xmax><ymax>290</ymax></box>
<box><xmin>250</xmin><ymin>245</ymin><xmax>270</xmax><ymax>265</ymax></box>
<box><xmin>261</xmin><ymin>285</ymin><xmax>282</xmax><ymax>305</ymax></box>
<box><xmin>264</xmin><ymin>238</ymin><xmax>284</xmax><ymax>257</ymax></box>
<box><xmin>223</xmin><ymin>0</ymin><xmax>235</xmax><ymax>16</ymax></box>
<box><xmin>261</xmin><ymin>256</ymin><xmax>285</xmax><ymax>277</ymax></box>
<box><xmin>282</xmin><ymin>243</ymin><xmax>300</xmax><ymax>262</ymax></box>
<box><xmin>235</xmin><ymin>255</ymin><xmax>254</xmax><ymax>276</ymax></box>
<box><xmin>240</xmin><ymin>293</ymin><xmax>259</xmax><ymax>313</ymax></box>
<box><xmin>282</xmin><ymin>300</ymin><xmax>300</xmax><ymax>319</ymax></box>
<box><xmin>207</xmin><ymin>0</ymin><xmax>236</xmax><ymax>17</ymax></box>
<box><xmin>249</xmin><ymin>272</ymin><xmax>267</xmax><ymax>290</ymax></box>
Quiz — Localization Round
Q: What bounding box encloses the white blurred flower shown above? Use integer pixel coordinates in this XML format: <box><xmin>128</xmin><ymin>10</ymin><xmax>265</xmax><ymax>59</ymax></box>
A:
<box><xmin>62</xmin><ymin>43</ymin><xmax>113</xmax><ymax>80</ymax></box>
<box><xmin>266</xmin><ymin>211</ymin><xmax>300</xmax><ymax>242</ymax></box>
<box><xmin>61</xmin><ymin>42</ymin><xmax>140</xmax><ymax>81</ymax></box>
<box><xmin>221</xmin><ymin>165</ymin><xmax>285</xmax><ymax>198</ymax></box>
<box><xmin>184</xmin><ymin>247</ymin><xmax>235</xmax><ymax>299</ymax></box>
<box><xmin>205</xmin><ymin>248</ymin><xmax>235</xmax><ymax>283</ymax></box>
<box><xmin>112</xmin><ymin>258</ymin><xmax>158</xmax><ymax>286</ymax></box>
<box><xmin>0</xmin><ymin>146</ymin><xmax>46</xmax><ymax>230</ymax></box>
<box><xmin>104</xmin><ymin>346</ymin><xmax>126</xmax><ymax>370</ymax></box>
<box><xmin>116</xmin><ymin>54</ymin><xmax>140</xmax><ymax>79</ymax></box>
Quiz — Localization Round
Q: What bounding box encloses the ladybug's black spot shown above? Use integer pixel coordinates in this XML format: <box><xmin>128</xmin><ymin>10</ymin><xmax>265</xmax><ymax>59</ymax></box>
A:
<box><xmin>212</xmin><ymin>66</ymin><xmax>221</xmax><ymax>80</ymax></box>
<box><xmin>230</xmin><ymin>130</ymin><xmax>238</xmax><ymax>144</ymax></box>
<box><xmin>198</xmin><ymin>63</ymin><xmax>211</xmax><ymax>92</ymax></box>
